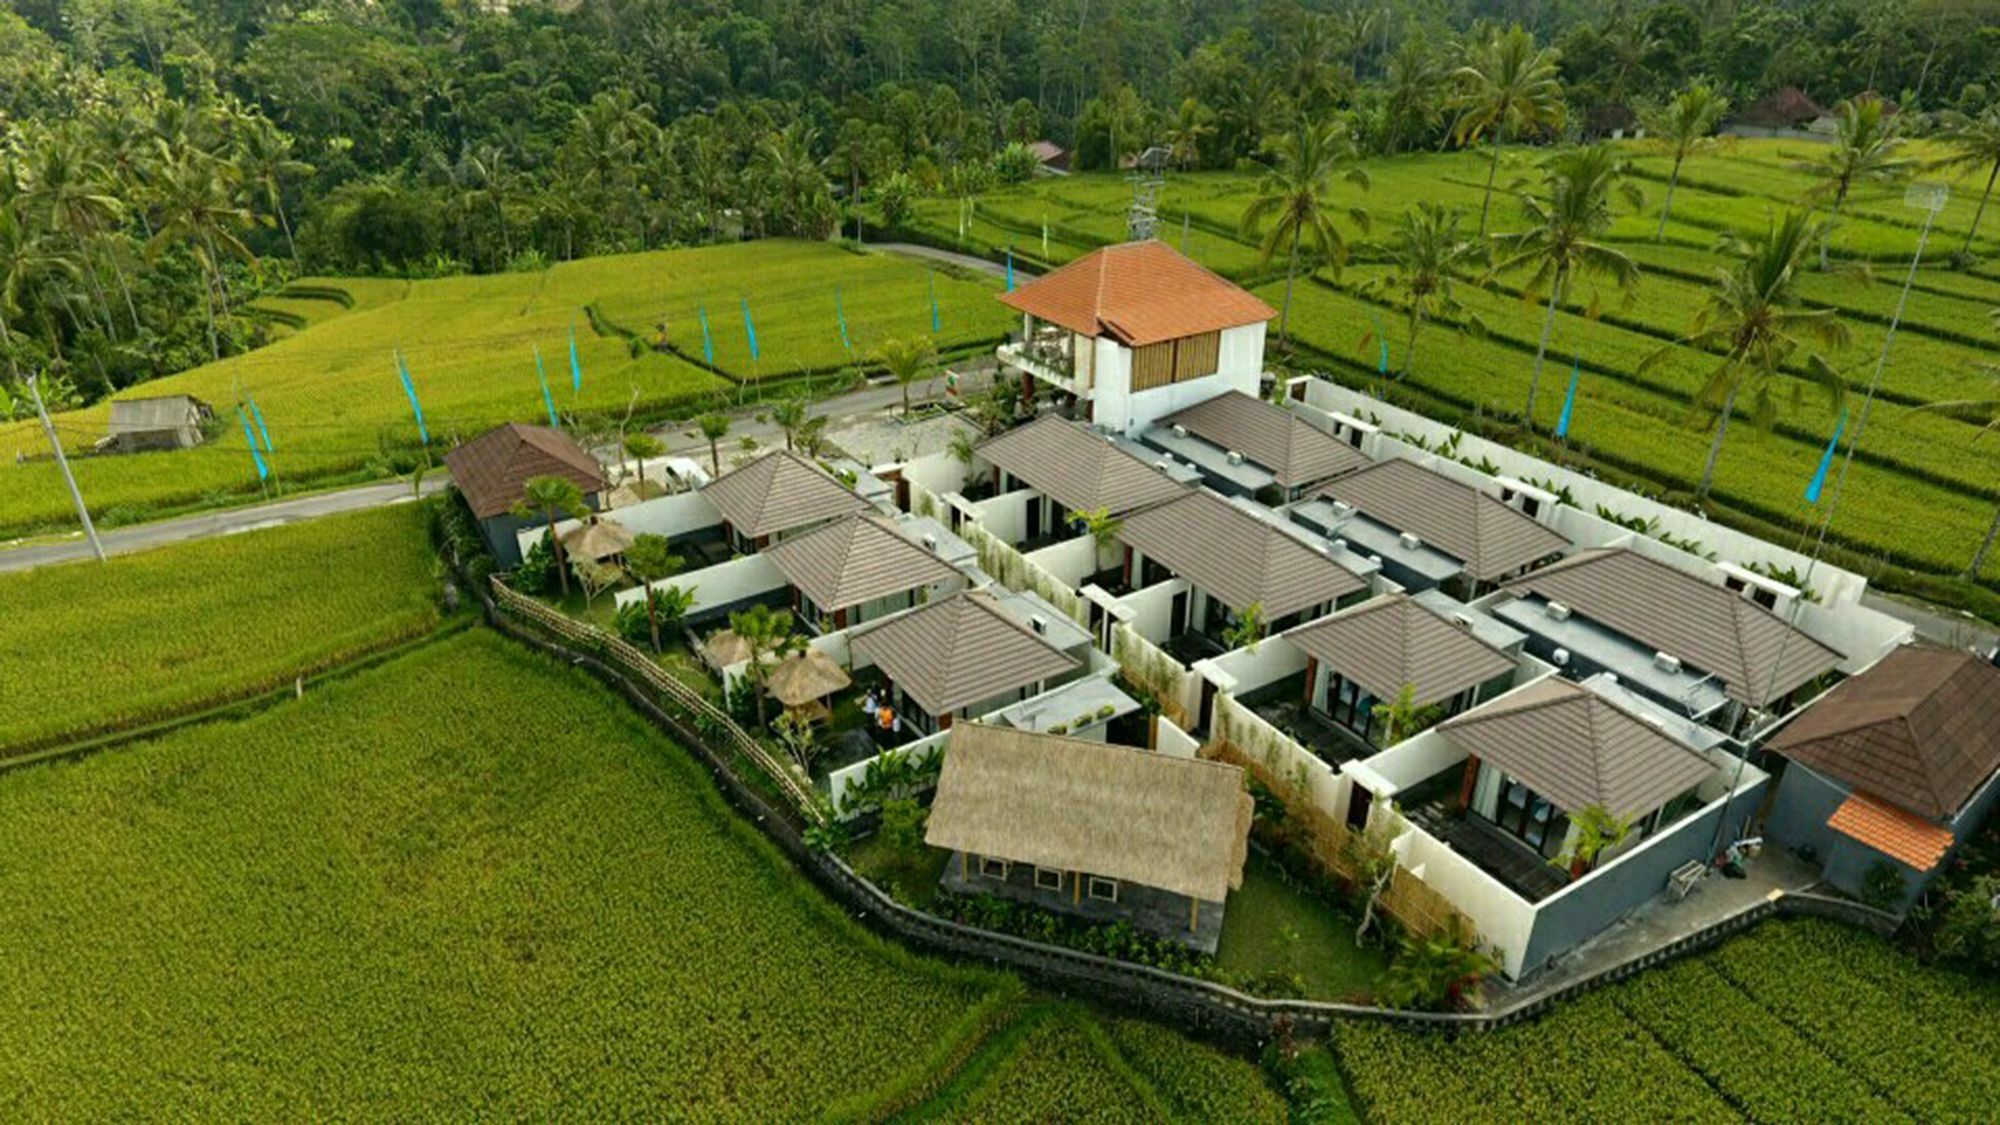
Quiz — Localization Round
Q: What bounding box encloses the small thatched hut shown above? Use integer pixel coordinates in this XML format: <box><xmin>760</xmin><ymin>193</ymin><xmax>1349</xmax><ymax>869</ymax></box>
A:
<box><xmin>925</xmin><ymin>723</ymin><xmax>1252</xmax><ymax>951</ymax></box>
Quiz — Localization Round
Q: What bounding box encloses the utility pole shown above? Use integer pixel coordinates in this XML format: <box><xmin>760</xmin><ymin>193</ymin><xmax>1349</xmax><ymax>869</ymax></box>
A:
<box><xmin>26</xmin><ymin>372</ymin><xmax>105</xmax><ymax>562</ymax></box>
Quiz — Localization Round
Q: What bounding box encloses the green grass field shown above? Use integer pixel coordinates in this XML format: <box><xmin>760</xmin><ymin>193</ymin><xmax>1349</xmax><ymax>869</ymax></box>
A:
<box><xmin>0</xmin><ymin>504</ymin><xmax>443</xmax><ymax>755</ymax></box>
<box><xmin>895</xmin><ymin>138</ymin><xmax>2000</xmax><ymax>587</ymax></box>
<box><xmin>1326</xmin><ymin>918</ymin><xmax>2000</xmax><ymax>1123</ymax></box>
<box><xmin>0</xmin><ymin>240</ymin><xmax>1009</xmax><ymax>539</ymax></box>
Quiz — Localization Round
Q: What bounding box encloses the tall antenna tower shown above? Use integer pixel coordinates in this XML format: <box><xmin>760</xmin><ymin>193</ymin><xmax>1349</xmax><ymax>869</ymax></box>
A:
<box><xmin>1126</xmin><ymin>145</ymin><xmax>1170</xmax><ymax>241</ymax></box>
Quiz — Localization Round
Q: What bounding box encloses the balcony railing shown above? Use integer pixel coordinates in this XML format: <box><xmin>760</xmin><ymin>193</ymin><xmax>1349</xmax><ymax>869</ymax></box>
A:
<box><xmin>998</xmin><ymin>328</ymin><xmax>1085</xmax><ymax>394</ymax></box>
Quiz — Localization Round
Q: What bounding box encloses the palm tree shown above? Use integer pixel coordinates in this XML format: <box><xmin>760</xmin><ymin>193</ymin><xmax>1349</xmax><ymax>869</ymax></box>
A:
<box><xmin>1557</xmin><ymin>804</ymin><xmax>1634</xmax><ymax>878</ymax></box>
<box><xmin>1931</xmin><ymin>105</ymin><xmax>2000</xmax><ymax>258</ymax></box>
<box><xmin>1381</xmin><ymin>39</ymin><xmax>1442</xmax><ymax>156</ymax></box>
<box><xmin>1361</xmin><ymin>203</ymin><xmax>1486</xmax><ymax>380</ymax></box>
<box><xmin>1370</xmin><ymin>682</ymin><xmax>1446</xmax><ymax>745</ymax></box>
<box><xmin>1794</xmin><ymin>95</ymin><xmax>1910</xmax><ymax>271</ymax></box>
<box><xmin>1381</xmin><ymin>917</ymin><xmax>1498</xmax><ymax>1011</ymax></box>
<box><xmin>0</xmin><ymin>204</ymin><xmax>77</xmax><ymax>385</ymax></box>
<box><xmin>1448</xmin><ymin>26</ymin><xmax>1567</xmax><ymax>236</ymax></box>
<box><xmin>149</xmin><ymin>150</ymin><xmax>254</xmax><ymax>359</ymax></box>
<box><xmin>1643</xmin><ymin>213</ymin><xmax>1850</xmax><ymax>498</ymax></box>
<box><xmin>235</xmin><ymin>116</ymin><xmax>313</xmax><ymax>266</ymax></box>
<box><xmin>873</xmin><ymin>336</ymin><xmax>935</xmax><ymax>417</ymax></box>
<box><xmin>690</xmin><ymin>412</ymin><xmax>730</xmax><ymax>477</ymax></box>
<box><xmin>1489</xmin><ymin>146</ymin><xmax>1642</xmax><ymax>428</ymax></box>
<box><xmin>515</xmin><ymin>475</ymin><xmax>589</xmax><ymax>598</ymax></box>
<box><xmin>1240</xmin><ymin>121</ymin><xmax>1370</xmax><ymax>348</ymax></box>
<box><xmin>623</xmin><ymin>432</ymin><xmax>665</xmax><ymax>493</ymax></box>
<box><xmin>766</xmin><ymin>396</ymin><xmax>810</xmax><ymax>451</ymax></box>
<box><xmin>624</xmin><ymin>534</ymin><xmax>684</xmax><ymax>652</ymax></box>
<box><xmin>18</xmin><ymin>130</ymin><xmax>126</xmax><ymax>338</ymax></box>
<box><xmin>1646</xmin><ymin>81</ymin><xmax>1729</xmax><ymax>240</ymax></box>
<box><xmin>727</xmin><ymin>603</ymin><xmax>803</xmax><ymax>728</ymax></box>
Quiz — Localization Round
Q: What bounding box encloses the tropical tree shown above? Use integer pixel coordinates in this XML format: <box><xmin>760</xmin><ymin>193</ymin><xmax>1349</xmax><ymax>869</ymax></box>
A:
<box><xmin>1488</xmin><ymin>145</ymin><xmax>1642</xmax><ymax>428</ymax></box>
<box><xmin>0</xmin><ymin>205</ymin><xmax>77</xmax><ymax>384</ymax></box>
<box><xmin>1240</xmin><ymin>121</ymin><xmax>1370</xmax><ymax>348</ymax></box>
<box><xmin>766</xmin><ymin>395</ymin><xmax>811</xmax><ymax>450</ymax></box>
<box><xmin>1370</xmin><ymin>682</ymin><xmax>1445</xmax><ymax>745</ymax></box>
<box><xmin>1642</xmin><ymin>212</ymin><xmax>1849</xmax><ymax>497</ymax></box>
<box><xmin>235</xmin><ymin>115</ymin><xmax>314</xmax><ymax>265</ymax></box>
<box><xmin>1448</xmin><ymin>26</ymin><xmax>1567</xmax><ymax>236</ymax></box>
<box><xmin>1931</xmin><ymin>105</ymin><xmax>2000</xmax><ymax>258</ymax></box>
<box><xmin>1646</xmin><ymin>81</ymin><xmax>1729</xmax><ymax>240</ymax></box>
<box><xmin>515</xmin><ymin>475</ymin><xmax>589</xmax><ymax>597</ymax></box>
<box><xmin>623</xmin><ymin>431</ymin><xmax>665</xmax><ymax>493</ymax></box>
<box><xmin>1557</xmin><ymin>803</ymin><xmax>1634</xmax><ymax>877</ymax></box>
<box><xmin>690</xmin><ymin>411</ymin><xmax>730</xmax><ymax>477</ymax></box>
<box><xmin>149</xmin><ymin>150</ymin><xmax>255</xmax><ymax>359</ymax></box>
<box><xmin>1381</xmin><ymin>916</ymin><xmax>1498</xmax><ymax>1011</ymax></box>
<box><xmin>1795</xmin><ymin>95</ymin><xmax>1910</xmax><ymax>271</ymax></box>
<box><xmin>1222</xmin><ymin>601</ymin><xmax>1266</xmax><ymax>652</ymax></box>
<box><xmin>873</xmin><ymin>335</ymin><xmax>935</xmax><ymax>416</ymax></box>
<box><xmin>1360</xmin><ymin>203</ymin><xmax>1486</xmax><ymax>380</ymax></box>
<box><xmin>727</xmin><ymin>603</ymin><xmax>804</xmax><ymax>727</ymax></box>
<box><xmin>1070</xmin><ymin>506</ymin><xmax>1125</xmax><ymax>569</ymax></box>
<box><xmin>624</xmin><ymin>533</ymin><xmax>685</xmax><ymax>652</ymax></box>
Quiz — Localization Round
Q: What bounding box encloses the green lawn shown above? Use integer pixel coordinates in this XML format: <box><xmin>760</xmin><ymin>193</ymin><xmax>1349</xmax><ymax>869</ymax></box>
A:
<box><xmin>1214</xmin><ymin>854</ymin><xmax>1389</xmax><ymax>1002</ymax></box>
<box><xmin>0</xmin><ymin>503</ymin><xmax>443</xmax><ymax>755</ymax></box>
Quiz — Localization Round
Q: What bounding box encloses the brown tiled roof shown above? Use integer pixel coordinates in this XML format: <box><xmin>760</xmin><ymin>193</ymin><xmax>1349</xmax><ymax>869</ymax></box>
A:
<box><xmin>1503</xmin><ymin>549</ymin><xmax>1845</xmax><ymax>709</ymax></box>
<box><xmin>1316</xmin><ymin>459</ymin><xmax>1569</xmax><ymax>582</ymax></box>
<box><xmin>701</xmin><ymin>450</ymin><xmax>868</xmax><ymax>539</ymax></box>
<box><xmin>1438</xmin><ymin>678</ymin><xmax>1716</xmax><ymax>819</ymax></box>
<box><xmin>761</xmin><ymin>514</ymin><xmax>960</xmax><ymax>613</ymax></box>
<box><xmin>850</xmin><ymin>590</ymin><xmax>1079</xmax><ymax>717</ymax></box>
<box><xmin>927</xmin><ymin>723</ymin><xmax>1252</xmax><ymax>902</ymax></box>
<box><xmin>444</xmin><ymin>423</ymin><xmax>608</xmax><ymax>519</ymax></box>
<box><xmin>1828</xmin><ymin>792</ymin><xmax>1955</xmax><ymax>872</ymax></box>
<box><xmin>1735</xmin><ymin>86</ymin><xmax>1826</xmax><ymax>128</ymax></box>
<box><xmin>997</xmin><ymin>240</ymin><xmax>1276</xmax><ymax>347</ymax></box>
<box><xmin>1118</xmin><ymin>490</ymin><xmax>1367</xmax><ymax>619</ymax></box>
<box><xmin>1159</xmin><ymin>391</ymin><xmax>1370</xmax><ymax>489</ymax></box>
<box><xmin>1285</xmin><ymin>594</ymin><xmax>1516</xmax><ymax>708</ymax></box>
<box><xmin>1767</xmin><ymin>645</ymin><xmax>2000</xmax><ymax>821</ymax></box>
<box><xmin>977</xmin><ymin>415</ymin><xmax>1190</xmax><ymax>513</ymax></box>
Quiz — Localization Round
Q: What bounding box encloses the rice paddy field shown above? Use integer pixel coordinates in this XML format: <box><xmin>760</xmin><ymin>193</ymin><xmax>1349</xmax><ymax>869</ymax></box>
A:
<box><xmin>0</xmin><ymin>240</ymin><xmax>1010</xmax><ymax>538</ymax></box>
<box><xmin>902</xmin><ymin>138</ymin><xmax>2000</xmax><ymax>586</ymax></box>
<box><xmin>0</xmin><ymin>504</ymin><xmax>442</xmax><ymax>755</ymax></box>
<box><xmin>0</xmin><ymin>628</ymin><xmax>1280</xmax><ymax>1118</ymax></box>
<box><xmin>1327</xmin><ymin>918</ymin><xmax>2000</xmax><ymax>1123</ymax></box>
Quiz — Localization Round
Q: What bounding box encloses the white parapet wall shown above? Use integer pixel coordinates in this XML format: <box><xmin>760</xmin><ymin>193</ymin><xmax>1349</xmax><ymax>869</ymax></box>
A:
<box><xmin>968</xmin><ymin>488</ymin><xmax>1035</xmax><ymax>545</ymax></box>
<box><xmin>1155</xmin><ymin>715</ymin><xmax>1201</xmax><ymax>759</ymax></box>
<box><xmin>1193</xmin><ymin>636</ymin><xmax>1310</xmax><ymax>698</ymax></box>
<box><xmin>519</xmin><ymin>491</ymin><xmax>724</xmax><ymax>560</ymax></box>
<box><xmin>1023</xmin><ymin>534</ymin><xmax>1103</xmax><ymax>589</ymax></box>
<box><xmin>1119</xmin><ymin>578</ymin><xmax>1189</xmax><ymax>644</ymax></box>
<box><xmin>616</xmin><ymin>553</ymin><xmax>785</xmax><ymax>617</ymax></box>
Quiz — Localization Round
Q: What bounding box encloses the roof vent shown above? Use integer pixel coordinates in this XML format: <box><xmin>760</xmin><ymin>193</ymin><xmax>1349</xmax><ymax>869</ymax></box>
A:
<box><xmin>1653</xmin><ymin>652</ymin><xmax>1683</xmax><ymax>675</ymax></box>
<box><xmin>1330</xmin><ymin>501</ymin><xmax>1355</xmax><ymax>520</ymax></box>
<box><xmin>1154</xmin><ymin>459</ymin><xmax>1173</xmax><ymax>473</ymax></box>
<box><xmin>1451</xmin><ymin>612</ymin><xmax>1475</xmax><ymax>632</ymax></box>
<box><xmin>1171</xmin><ymin>424</ymin><xmax>1188</xmax><ymax>439</ymax></box>
<box><xmin>1399</xmin><ymin>531</ymin><xmax>1423</xmax><ymax>551</ymax></box>
<box><xmin>1546</xmin><ymin>601</ymin><xmax>1573</xmax><ymax>622</ymax></box>
<box><xmin>1552</xmin><ymin>647</ymin><xmax>1570</xmax><ymax>667</ymax></box>
<box><xmin>921</xmin><ymin>533</ymin><xmax>939</xmax><ymax>553</ymax></box>
<box><xmin>1226</xmin><ymin>450</ymin><xmax>1245</xmax><ymax>466</ymax></box>
<box><xmin>1367</xmin><ymin>554</ymin><xmax>1383</xmax><ymax>567</ymax></box>
<box><xmin>1029</xmin><ymin>615</ymin><xmax>1048</xmax><ymax>635</ymax></box>
<box><xmin>1332</xmin><ymin>538</ymin><xmax>1349</xmax><ymax>552</ymax></box>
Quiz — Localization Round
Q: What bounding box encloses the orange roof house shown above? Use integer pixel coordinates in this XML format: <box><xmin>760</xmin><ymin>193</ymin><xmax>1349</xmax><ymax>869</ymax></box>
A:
<box><xmin>999</xmin><ymin>240</ymin><xmax>1275</xmax><ymax>347</ymax></box>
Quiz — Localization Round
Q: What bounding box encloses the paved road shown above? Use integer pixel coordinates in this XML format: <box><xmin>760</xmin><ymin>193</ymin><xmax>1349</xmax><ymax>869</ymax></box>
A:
<box><xmin>0</xmin><ymin>477</ymin><xmax>451</xmax><ymax>574</ymax></box>
<box><xmin>871</xmin><ymin>242</ymin><xmax>1026</xmax><ymax>281</ymax></box>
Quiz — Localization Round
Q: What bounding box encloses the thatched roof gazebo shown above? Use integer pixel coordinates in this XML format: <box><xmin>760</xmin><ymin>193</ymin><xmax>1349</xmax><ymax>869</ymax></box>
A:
<box><xmin>560</xmin><ymin>517</ymin><xmax>636</xmax><ymax>562</ymax></box>
<box><xmin>766</xmin><ymin>647</ymin><xmax>852</xmax><ymax>718</ymax></box>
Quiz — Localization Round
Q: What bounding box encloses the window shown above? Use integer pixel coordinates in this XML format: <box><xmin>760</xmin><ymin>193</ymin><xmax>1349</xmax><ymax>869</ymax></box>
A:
<box><xmin>1034</xmin><ymin>867</ymin><xmax>1064</xmax><ymax>892</ymax></box>
<box><xmin>1086</xmin><ymin>876</ymin><xmax>1120</xmax><ymax>903</ymax></box>
<box><xmin>979</xmin><ymin>857</ymin><xmax>1010</xmax><ymax>880</ymax></box>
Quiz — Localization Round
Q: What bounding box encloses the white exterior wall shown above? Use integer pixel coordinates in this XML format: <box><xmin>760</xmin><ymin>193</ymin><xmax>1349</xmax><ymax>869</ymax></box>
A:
<box><xmin>616</xmin><ymin>553</ymin><xmax>784</xmax><ymax>614</ymax></box>
<box><xmin>1155</xmin><ymin>715</ymin><xmax>1201</xmax><ymax>759</ymax></box>
<box><xmin>969</xmin><ymin>488</ymin><xmax>1035</xmax><ymax>545</ymax></box>
<box><xmin>1193</xmin><ymin>637</ymin><xmax>1311</xmax><ymax>697</ymax></box>
<box><xmin>1094</xmin><ymin>322</ymin><xmax>1267</xmax><ymax>436</ymax></box>
<box><xmin>1023</xmin><ymin>535</ymin><xmax>1102</xmax><ymax>588</ymax></box>
<box><xmin>517</xmin><ymin>491</ymin><xmax>724</xmax><ymax>560</ymax></box>
<box><xmin>1121</xmin><ymin>578</ymin><xmax>1189</xmax><ymax>643</ymax></box>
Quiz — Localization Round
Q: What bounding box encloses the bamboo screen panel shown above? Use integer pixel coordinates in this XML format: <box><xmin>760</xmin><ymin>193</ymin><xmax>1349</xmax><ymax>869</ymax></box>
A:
<box><xmin>1173</xmin><ymin>331</ymin><xmax>1220</xmax><ymax>379</ymax></box>
<box><xmin>1131</xmin><ymin>341</ymin><xmax>1176</xmax><ymax>391</ymax></box>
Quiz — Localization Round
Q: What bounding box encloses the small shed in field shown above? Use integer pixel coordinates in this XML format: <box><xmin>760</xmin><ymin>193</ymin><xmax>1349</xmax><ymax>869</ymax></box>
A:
<box><xmin>101</xmin><ymin>395</ymin><xmax>213</xmax><ymax>452</ymax></box>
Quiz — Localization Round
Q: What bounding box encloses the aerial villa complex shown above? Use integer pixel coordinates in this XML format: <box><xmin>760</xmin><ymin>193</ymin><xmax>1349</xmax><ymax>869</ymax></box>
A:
<box><xmin>454</xmin><ymin>239</ymin><xmax>2000</xmax><ymax>979</ymax></box>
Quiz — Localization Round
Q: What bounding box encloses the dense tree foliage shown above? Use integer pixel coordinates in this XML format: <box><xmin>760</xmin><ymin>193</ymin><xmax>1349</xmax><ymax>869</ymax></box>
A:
<box><xmin>3</xmin><ymin>0</ymin><xmax>1998</xmax><ymax>411</ymax></box>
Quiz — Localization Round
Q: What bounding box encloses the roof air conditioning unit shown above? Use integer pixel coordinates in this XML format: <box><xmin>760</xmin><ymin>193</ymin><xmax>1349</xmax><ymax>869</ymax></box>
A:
<box><xmin>1226</xmin><ymin>450</ymin><xmax>1245</xmax><ymax>466</ymax></box>
<box><xmin>921</xmin><ymin>534</ymin><xmax>939</xmax><ymax>552</ymax></box>
<box><xmin>1332</xmin><ymin>538</ymin><xmax>1349</xmax><ymax>552</ymax></box>
<box><xmin>1546</xmin><ymin>601</ymin><xmax>1573</xmax><ymax>622</ymax></box>
<box><xmin>1552</xmin><ymin>648</ymin><xmax>1570</xmax><ymax>667</ymax></box>
<box><xmin>1171</xmin><ymin>424</ymin><xmax>1188</xmax><ymax>439</ymax></box>
<box><xmin>1330</xmin><ymin>501</ymin><xmax>1355</xmax><ymax>520</ymax></box>
<box><xmin>1451</xmin><ymin>613</ymin><xmax>1475</xmax><ymax>631</ymax></box>
<box><xmin>1399</xmin><ymin>531</ymin><xmax>1423</xmax><ymax>551</ymax></box>
<box><xmin>1654</xmin><ymin>652</ymin><xmax>1683</xmax><ymax>675</ymax></box>
<box><xmin>1367</xmin><ymin>554</ymin><xmax>1383</xmax><ymax>567</ymax></box>
<box><xmin>1029</xmin><ymin>615</ymin><xmax>1048</xmax><ymax>635</ymax></box>
<box><xmin>1154</xmin><ymin>460</ymin><xmax>1173</xmax><ymax>473</ymax></box>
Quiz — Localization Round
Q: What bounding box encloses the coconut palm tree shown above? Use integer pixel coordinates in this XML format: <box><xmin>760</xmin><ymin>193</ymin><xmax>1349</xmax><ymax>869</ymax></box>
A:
<box><xmin>1643</xmin><ymin>212</ymin><xmax>1850</xmax><ymax>498</ymax></box>
<box><xmin>1646</xmin><ymin>81</ymin><xmax>1729</xmax><ymax>240</ymax></box>
<box><xmin>727</xmin><ymin>603</ymin><xmax>803</xmax><ymax>728</ymax></box>
<box><xmin>1240</xmin><ymin>120</ymin><xmax>1370</xmax><ymax>348</ymax></box>
<box><xmin>624</xmin><ymin>534</ymin><xmax>684</xmax><ymax>652</ymax></box>
<box><xmin>0</xmin><ymin>204</ymin><xmax>77</xmax><ymax>384</ymax></box>
<box><xmin>1794</xmin><ymin>95</ymin><xmax>1910</xmax><ymax>271</ymax></box>
<box><xmin>515</xmin><ymin>475</ymin><xmax>589</xmax><ymax>598</ymax></box>
<box><xmin>873</xmin><ymin>335</ymin><xmax>935</xmax><ymax>417</ymax></box>
<box><xmin>765</xmin><ymin>396</ymin><xmax>810</xmax><ymax>451</ymax></box>
<box><xmin>1361</xmin><ymin>203</ymin><xmax>1486</xmax><ymax>380</ymax></box>
<box><xmin>1448</xmin><ymin>26</ymin><xmax>1567</xmax><ymax>236</ymax></box>
<box><xmin>149</xmin><ymin>149</ymin><xmax>254</xmax><ymax>359</ymax></box>
<box><xmin>1930</xmin><ymin>105</ymin><xmax>2000</xmax><ymax>258</ymax></box>
<box><xmin>18</xmin><ymin>129</ymin><xmax>126</xmax><ymax>338</ymax></box>
<box><xmin>1489</xmin><ymin>145</ymin><xmax>1642</xmax><ymax>428</ymax></box>
<box><xmin>234</xmin><ymin>115</ymin><xmax>313</xmax><ymax>266</ymax></box>
<box><xmin>622</xmin><ymin>431</ymin><xmax>665</xmax><ymax>493</ymax></box>
<box><xmin>690</xmin><ymin>411</ymin><xmax>730</xmax><ymax>477</ymax></box>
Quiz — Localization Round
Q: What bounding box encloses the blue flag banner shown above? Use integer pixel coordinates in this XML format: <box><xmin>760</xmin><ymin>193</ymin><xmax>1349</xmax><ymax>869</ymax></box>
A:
<box><xmin>741</xmin><ymin>299</ymin><xmax>760</xmax><ymax>362</ymax></box>
<box><xmin>246</xmin><ymin>393</ymin><xmax>273</xmax><ymax>453</ymax></box>
<box><xmin>568</xmin><ymin>324</ymin><xmax>583</xmax><ymax>393</ymax></box>
<box><xmin>396</xmin><ymin>351</ymin><xmax>429</xmax><ymax>444</ymax></box>
<box><xmin>835</xmin><ymin>286</ymin><xmax>851</xmax><ymax>353</ymax></box>
<box><xmin>1553</xmin><ymin>357</ymin><xmax>1581</xmax><ymax>439</ymax></box>
<box><xmin>1805</xmin><ymin>410</ymin><xmax>1847</xmax><ymax>504</ymax></box>
<box><xmin>1006</xmin><ymin>247</ymin><xmax>1016</xmax><ymax>292</ymax></box>
<box><xmin>697</xmin><ymin>304</ymin><xmax>714</xmax><ymax>366</ymax></box>
<box><xmin>241</xmin><ymin>410</ymin><xmax>268</xmax><ymax>480</ymax></box>
<box><xmin>928</xmin><ymin>269</ymin><xmax>941</xmax><ymax>333</ymax></box>
<box><xmin>535</xmin><ymin>347</ymin><xmax>559</xmax><ymax>427</ymax></box>
<box><xmin>1364</xmin><ymin>309</ymin><xmax>1390</xmax><ymax>375</ymax></box>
